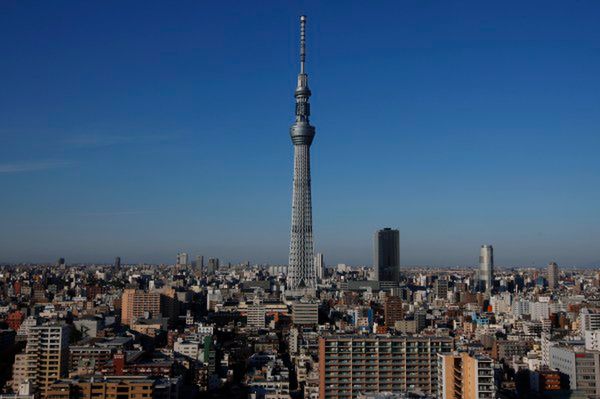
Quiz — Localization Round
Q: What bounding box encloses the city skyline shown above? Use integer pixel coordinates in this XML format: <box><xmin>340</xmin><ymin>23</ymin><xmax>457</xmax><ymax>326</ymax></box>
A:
<box><xmin>3</xmin><ymin>7</ymin><xmax>600</xmax><ymax>399</ymax></box>
<box><xmin>1</xmin><ymin>1</ymin><xmax>600</xmax><ymax>266</ymax></box>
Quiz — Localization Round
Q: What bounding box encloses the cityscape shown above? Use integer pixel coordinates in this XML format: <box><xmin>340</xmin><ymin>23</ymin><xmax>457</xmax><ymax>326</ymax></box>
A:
<box><xmin>1</xmin><ymin>3</ymin><xmax>600</xmax><ymax>399</ymax></box>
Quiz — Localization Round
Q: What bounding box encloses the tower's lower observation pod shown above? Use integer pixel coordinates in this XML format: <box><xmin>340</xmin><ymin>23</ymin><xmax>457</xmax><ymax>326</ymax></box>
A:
<box><xmin>287</xmin><ymin>15</ymin><xmax>317</xmax><ymax>292</ymax></box>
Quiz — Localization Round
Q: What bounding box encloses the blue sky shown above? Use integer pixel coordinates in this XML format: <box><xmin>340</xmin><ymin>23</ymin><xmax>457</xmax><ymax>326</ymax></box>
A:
<box><xmin>1</xmin><ymin>1</ymin><xmax>599</xmax><ymax>267</ymax></box>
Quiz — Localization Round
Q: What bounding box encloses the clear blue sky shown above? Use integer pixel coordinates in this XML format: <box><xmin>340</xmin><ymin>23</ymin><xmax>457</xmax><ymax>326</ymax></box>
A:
<box><xmin>1</xmin><ymin>1</ymin><xmax>599</xmax><ymax>267</ymax></box>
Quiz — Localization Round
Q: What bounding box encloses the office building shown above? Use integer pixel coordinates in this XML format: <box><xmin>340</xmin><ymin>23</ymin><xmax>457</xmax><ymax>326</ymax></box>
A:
<box><xmin>373</xmin><ymin>228</ymin><xmax>400</xmax><ymax>283</ymax></box>
<box><xmin>176</xmin><ymin>253</ymin><xmax>188</xmax><ymax>267</ymax></box>
<box><xmin>433</xmin><ymin>278</ymin><xmax>448</xmax><ymax>300</ymax></box>
<box><xmin>547</xmin><ymin>262</ymin><xmax>559</xmax><ymax>289</ymax></box>
<box><xmin>438</xmin><ymin>352</ymin><xmax>495</xmax><ymax>399</ymax></box>
<box><xmin>287</xmin><ymin>16</ymin><xmax>317</xmax><ymax>292</ymax></box>
<box><xmin>195</xmin><ymin>255</ymin><xmax>204</xmax><ymax>270</ymax></box>
<box><xmin>315</xmin><ymin>253</ymin><xmax>324</xmax><ymax>281</ymax></box>
<box><xmin>207</xmin><ymin>258</ymin><xmax>219</xmax><ymax>274</ymax></box>
<box><xmin>549</xmin><ymin>345</ymin><xmax>600</xmax><ymax>397</ymax></box>
<box><xmin>114</xmin><ymin>257</ymin><xmax>121</xmax><ymax>268</ymax></box>
<box><xmin>478</xmin><ymin>245</ymin><xmax>494</xmax><ymax>292</ymax></box>
<box><xmin>318</xmin><ymin>335</ymin><xmax>453</xmax><ymax>398</ymax></box>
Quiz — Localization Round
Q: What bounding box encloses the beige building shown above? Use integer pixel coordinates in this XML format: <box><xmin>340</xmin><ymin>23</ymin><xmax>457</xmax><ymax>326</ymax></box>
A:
<box><xmin>45</xmin><ymin>375</ymin><xmax>180</xmax><ymax>399</ymax></box>
<box><xmin>120</xmin><ymin>289</ymin><xmax>161</xmax><ymax>325</ymax></box>
<box><xmin>438</xmin><ymin>352</ymin><xmax>495</xmax><ymax>399</ymax></box>
<box><xmin>12</xmin><ymin>325</ymin><xmax>70</xmax><ymax>398</ymax></box>
<box><xmin>247</xmin><ymin>298</ymin><xmax>266</xmax><ymax>329</ymax></box>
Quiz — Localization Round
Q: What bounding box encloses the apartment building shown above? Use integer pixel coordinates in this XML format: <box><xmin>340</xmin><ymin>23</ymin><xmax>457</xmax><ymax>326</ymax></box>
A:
<box><xmin>318</xmin><ymin>335</ymin><xmax>453</xmax><ymax>399</ymax></box>
<box><xmin>292</xmin><ymin>301</ymin><xmax>318</xmax><ymax>326</ymax></box>
<box><xmin>492</xmin><ymin>340</ymin><xmax>531</xmax><ymax>362</ymax></box>
<box><xmin>68</xmin><ymin>346</ymin><xmax>113</xmax><ymax>376</ymax></box>
<box><xmin>11</xmin><ymin>324</ymin><xmax>70</xmax><ymax>398</ymax></box>
<box><xmin>120</xmin><ymin>289</ymin><xmax>161</xmax><ymax>325</ymax></box>
<box><xmin>383</xmin><ymin>296</ymin><xmax>403</xmax><ymax>328</ymax></box>
<box><xmin>438</xmin><ymin>352</ymin><xmax>495</xmax><ymax>399</ymax></box>
<box><xmin>247</xmin><ymin>298</ymin><xmax>266</xmax><ymax>329</ymax></box>
<box><xmin>45</xmin><ymin>375</ymin><xmax>181</xmax><ymax>399</ymax></box>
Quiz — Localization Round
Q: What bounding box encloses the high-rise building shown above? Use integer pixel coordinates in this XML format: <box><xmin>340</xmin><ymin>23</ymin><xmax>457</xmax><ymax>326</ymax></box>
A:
<box><xmin>207</xmin><ymin>258</ymin><xmax>219</xmax><ymax>274</ymax></box>
<box><xmin>11</xmin><ymin>324</ymin><xmax>70</xmax><ymax>397</ymax></box>
<box><xmin>176</xmin><ymin>252</ymin><xmax>188</xmax><ymax>266</ymax></box>
<box><xmin>434</xmin><ymin>278</ymin><xmax>449</xmax><ymax>300</ymax></box>
<box><xmin>57</xmin><ymin>258</ymin><xmax>65</xmax><ymax>267</ymax></box>
<box><xmin>547</xmin><ymin>261</ymin><xmax>559</xmax><ymax>289</ymax></box>
<box><xmin>415</xmin><ymin>309</ymin><xmax>428</xmax><ymax>332</ymax></box>
<box><xmin>195</xmin><ymin>255</ymin><xmax>204</xmax><ymax>270</ymax></box>
<box><xmin>318</xmin><ymin>335</ymin><xmax>453</xmax><ymax>398</ymax></box>
<box><xmin>120</xmin><ymin>289</ymin><xmax>161</xmax><ymax>325</ymax></box>
<box><xmin>478</xmin><ymin>245</ymin><xmax>494</xmax><ymax>292</ymax></box>
<box><xmin>384</xmin><ymin>296</ymin><xmax>403</xmax><ymax>328</ymax></box>
<box><xmin>315</xmin><ymin>253</ymin><xmax>324</xmax><ymax>281</ymax></box>
<box><xmin>114</xmin><ymin>256</ymin><xmax>121</xmax><ymax>268</ymax></box>
<box><xmin>247</xmin><ymin>298</ymin><xmax>266</xmax><ymax>330</ymax></box>
<box><xmin>438</xmin><ymin>352</ymin><xmax>495</xmax><ymax>399</ymax></box>
<box><xmin>287</xmin><ymin>16</ymin><xmax>317</xmax><ymax>292</ymax></box>
<box><xmin>373</xmin><ymin>228</ymin><xmax>400</xmax><ymax>283</ymax></box>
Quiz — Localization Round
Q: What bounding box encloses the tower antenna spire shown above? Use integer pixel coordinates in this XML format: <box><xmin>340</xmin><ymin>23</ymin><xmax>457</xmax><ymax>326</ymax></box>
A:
<box><xmin>300</xmin><ymin>15</ymin><xmax>307</xmax><ymax>74</ymax></box>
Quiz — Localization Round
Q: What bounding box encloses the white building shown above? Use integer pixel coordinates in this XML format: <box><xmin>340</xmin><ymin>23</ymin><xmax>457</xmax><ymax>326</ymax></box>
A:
<box><xmin>174</xmin><ymin>339</ymin><xmax>202</xmax><ymax>361</ymax></box>
<box><xmin>585</xmin><ymin>330</ymin><xmax>600</xmax><ymax>351</ymax></box>
<box><xmin>314</xmin><ymin>253</ymin><xmax>324</xmax><ymax>281</ymax></box>
<box><xmin>549</xmin><ymin>344</ymin><xmax>600</xmax><ymax>397</ymax></box>
<box><xmin>247</xmin><ymin>298</ymin><xmax>266</xmax><ymax>329</ymax></box>
<box><xmin>512</xmin><ymin>299</ymin><xmax>530</xmax><ymax>317</ymax></box>
<box><xmin>579</xmin><ymin>308</ymin><xmax>600</xmax><ymax>336</ymax></box>
<box><xmin>530</xmin><ymin>302</ymin><xmax>550</xmax><ymax>322</ymax></box>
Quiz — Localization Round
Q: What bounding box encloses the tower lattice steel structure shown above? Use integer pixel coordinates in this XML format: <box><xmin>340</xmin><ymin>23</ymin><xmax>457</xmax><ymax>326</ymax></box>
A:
<box><xmin>287</xmin><ymin>15</ymin><xmax>316</xmax><ymax>291</ymax></box>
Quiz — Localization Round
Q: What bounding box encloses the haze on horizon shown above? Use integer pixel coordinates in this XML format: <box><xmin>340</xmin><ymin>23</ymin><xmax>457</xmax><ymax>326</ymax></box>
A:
<box><xmin>1</xmin><ymin>1</ymin><xmax>599</xmax><ymax>268</ymax></box>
